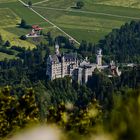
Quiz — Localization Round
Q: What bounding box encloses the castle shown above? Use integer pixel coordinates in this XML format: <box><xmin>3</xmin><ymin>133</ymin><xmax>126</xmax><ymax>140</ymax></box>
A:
<box><xmin>46</xmin><ymin>44</ymin><xmax>121</xmax><ymax>84</ymax></box>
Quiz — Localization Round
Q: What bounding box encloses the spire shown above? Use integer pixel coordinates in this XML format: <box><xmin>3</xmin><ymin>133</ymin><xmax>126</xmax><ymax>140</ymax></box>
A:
<box><xmin>55</xmin><ymin>42</ymin><xmax>59</xmax><ymax>55</ymax></box>
<box><xmin>97</xmin><ymin>49</ymin><xmax>102</xmax><ymax>55</ymax></box>
<box><xmin>96</xmin><ymin>49</ymin><xmax>102</xmax><ymax>66</ymax></box>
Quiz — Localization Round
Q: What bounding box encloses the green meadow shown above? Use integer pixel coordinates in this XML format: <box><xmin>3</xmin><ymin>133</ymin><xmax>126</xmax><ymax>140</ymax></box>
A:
<box><xmin>1</xmin><ymin>0</ymin><xmax>140</xmax><ymax>43</ymax></box>
<box><xmin>0</xmin><ymin>0</ymin><xmax>140</xmax><ymax>60</ymax></box>
<box><xmin>33</xmin><ymin>0</ymin><xmax>140</xmax><ymax>43</ymax></box>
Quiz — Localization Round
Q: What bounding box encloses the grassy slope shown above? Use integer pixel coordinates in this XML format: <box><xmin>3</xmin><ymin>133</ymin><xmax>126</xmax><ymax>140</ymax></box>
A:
<box><xmin>0</xmin><ymin>0</ymin><xmax>17</xmax><ymax>3</ymax></box>
<box><xmin>0</xmin><ymin>1</ymin><xmax>40</xmax><ymax>60</ymax></box>
<box><xmin>93</xmin><ymin>0</ymin><xmax>140</xmax><ymax>9</ymax></box>
<box><xmin>0</xmin><ymin>8</ymin><xmax>20</xmax><ymax>27</ymax></box>
<box><xmin>33</xmin><ymin>0</ymin><xmax>140</xmax><ymax>43</ymax></box>
<box><xmin>0</xmin><ymin>1</ymin><xmax>58</xmax><ymax>40</ymax></box>
<box><xmin>1</xmin><ymin>0</ymin><xmax>140</xmax><ymax>44</ymax></box>
<box><xmin>22</xmin><ymin>0</ymin><xmax>42</xmax><ymax>4</ymax></box>
<box><xmin>0</xmin><ymin>29</ymin><xmax>36</xmax><ymax>49</ymax></box>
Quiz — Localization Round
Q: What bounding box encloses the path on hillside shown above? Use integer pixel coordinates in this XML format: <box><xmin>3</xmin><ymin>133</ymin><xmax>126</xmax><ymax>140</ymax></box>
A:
<box><xmin>33</xmin><ymin>5</ymin><xmax>140</xmax><ymax>20</ymax></box>
<box><xmin>18</xmin><ymin>0</ymin><xmax>80</xmax><ymax>45</ymax></box>
<box><xmin>33</xmin><ymin>0</ymin><xmax>49</xmax><ymax>6</ymax></box>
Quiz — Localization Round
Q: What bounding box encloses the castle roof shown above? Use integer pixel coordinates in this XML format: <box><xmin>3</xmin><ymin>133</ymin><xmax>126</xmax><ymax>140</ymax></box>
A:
<box><xmin>64</xmin><ymin>53</ymin><xmax>77</xmax><ymax>61</ymax></box>
<box><xmin>49</xmin><ymin>55</ymin><xmax>60</xmax><ymax>63</ymax></box>
<box><xmin>49</xmin><ymin>53</ymin><xmax>77</xmax><ymax>63</ymax></box>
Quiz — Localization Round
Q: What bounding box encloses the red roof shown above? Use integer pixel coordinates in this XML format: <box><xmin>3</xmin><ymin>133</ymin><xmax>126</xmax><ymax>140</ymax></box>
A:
<box><xmin>32</xmin><ymin>25</ymin><xmax>43</xmax><ymax>30</ymax></box>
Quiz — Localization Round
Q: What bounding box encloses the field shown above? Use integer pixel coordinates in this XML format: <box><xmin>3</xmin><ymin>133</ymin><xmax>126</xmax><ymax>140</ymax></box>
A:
<box><xmin>32</xmin><ymin>0</ymin><xmax>140</xmax><ymax>43</ymax></box>
<box><xmin>0</xmin><ymin>8</ymin><xmax>19</xmax><ymax>27</ymax></box>
<box><xmin>93</xmin><ymin>0</ymin><xmax>140</xmax><ymax>9</ymax></box>
<box><xmin>1</xmin><ymin>0</ymin><xmax>140</xmax><ymax>43</ymax></box>
<box><xmin>0</xmin><ymin>0</ymin><xmax>42</xmax><ymax>60</ymax></box>
<box><xmin>0</xmin><ymin>0</ymin><xmax>140</xmax><ymax>60</ymax></box>
<box><xmin>0</xmin><ymin>7</ymin><xmax>36</xmax><ymax>60</ymax></box>
<box><xmin>0</xmin><ymin>0</ymin><xmax>17</xmax><ymax>3</ymax></box>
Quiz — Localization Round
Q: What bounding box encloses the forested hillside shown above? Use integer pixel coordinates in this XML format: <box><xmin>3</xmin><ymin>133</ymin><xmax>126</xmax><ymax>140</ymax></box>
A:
<box><xmin>98</xmin><ymin>21</ymin><xmax>140</xmax><ymax>63</ymax></box>
<box><xmin>78</xmin><ymin>21</ymin><xmax>140</xmax><ymax>63</ymax></box>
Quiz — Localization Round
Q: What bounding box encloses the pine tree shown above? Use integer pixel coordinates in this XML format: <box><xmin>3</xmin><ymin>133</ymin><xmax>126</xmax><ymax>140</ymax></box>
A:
<box><xmin>28</xmin><ymin>1</ymin><xmax>32</xmax><ymax>7</ymax></box>
<box><xmin>4</xmin><ymin>40</ymin><xmax>10</xmax><ymax>47</ymax></box>
<box><xmin>20</xmin><ymin>19</ymin><xmax>26</xmax><ymax>28</ymax></box>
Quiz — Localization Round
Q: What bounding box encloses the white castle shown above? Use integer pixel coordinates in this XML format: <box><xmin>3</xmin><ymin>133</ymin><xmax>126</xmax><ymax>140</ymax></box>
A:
<box><xmin>46</xmin><ymin>44</ymin><xmax>121</xmax><ymax>84</ymax></box>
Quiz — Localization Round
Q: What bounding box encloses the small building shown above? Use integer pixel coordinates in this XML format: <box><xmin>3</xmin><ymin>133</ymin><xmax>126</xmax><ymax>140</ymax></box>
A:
<box><xmin>26</xmin><ymin>25</ymin><xmax>43</xmax><ymax>38</ymax></box>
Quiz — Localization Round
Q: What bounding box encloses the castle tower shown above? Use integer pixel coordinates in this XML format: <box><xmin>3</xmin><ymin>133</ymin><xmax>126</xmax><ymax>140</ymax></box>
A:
<box><xmin>61</xmin><ymin>53</ymin><xmax>65</xmax><ymax>78</ymax></box>
<box><xmin>55</xmin><ymin>43</ymin><xmax>60</xmax><ymax>55</ymax></box>
<box><xmin>96</xmin><ymin>49</ymin><xmax>102</xmax><ymax>66</ymax></box>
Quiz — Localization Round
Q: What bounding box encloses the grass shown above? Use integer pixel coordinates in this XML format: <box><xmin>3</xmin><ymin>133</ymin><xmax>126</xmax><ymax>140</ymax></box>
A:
<box><xmin>0</xmin><ymin>7</ymin><xmax>36</xmax><ymax>49</ymax></box>
<box><xmin>22</xmin><ymin>0</ymin><xmax>43</xmax><ymax>4</ymax></box>
<box><xmin>33</xmin><ymin>6</ymin><xmax>127</xmax><ymax>43</ymax></box>
<box><xmin>32</xmin><ymin>0</ymin><xmax>140</xmax><ymax>43</ymax></box>
<box><xmin>0</xmin><ymin>29</ymin><xmax>36</xmax><ymax>49</ymax></box>
<box><xmin>93</xmin><ymin>0</ymin><xmax>140</xmax><ymax>9</ymax></box>
<box><xmin>0</xmin><ymin>0</ymin><xmax>139</xmax><ymax>60</ymax></box>
<box><xmin>0</xmin><ymin>0</ymin><xmax>17</xmax><ymax>3</ymax></box>
<box><xmin>0</xmin><ymin>1</ymin><xmax>42</xmax><ymax>60</ymax></box>
<box><xmin>36</xmin><ymin>0</ymin><xmax>76</xmax><ymax>8</ymax></box>
<box><xmin>0</xmin><ymin>8</ymin><xmax>20</xmax><ymax>27</ymax></box>
<box><xmin>61</xmin><ymin>27</ymin><xmax>109</xmax><ymax>43</ymax></box>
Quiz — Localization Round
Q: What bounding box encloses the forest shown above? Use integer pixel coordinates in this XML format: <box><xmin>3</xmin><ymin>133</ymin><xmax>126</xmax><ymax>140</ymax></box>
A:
<box><xmin>0</xmin><ymin>21</ymin><xmax>140</xmax><ymax>140</ymax></box>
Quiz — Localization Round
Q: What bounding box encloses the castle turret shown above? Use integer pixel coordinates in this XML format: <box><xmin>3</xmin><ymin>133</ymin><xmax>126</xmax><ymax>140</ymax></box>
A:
<box><xmin>96</xmin><ymin>49</ymin><xmax>102</xmax><ymax>66</ymax></box>
<box><xmin>61</xmin><ymin>53</ymin><xmax>65</xmax><ymax>77</ymax></box>
<box><xmin>55</xmin><ymin>43</ymin><xmax>60</xmax><ymax>55</ymax></box>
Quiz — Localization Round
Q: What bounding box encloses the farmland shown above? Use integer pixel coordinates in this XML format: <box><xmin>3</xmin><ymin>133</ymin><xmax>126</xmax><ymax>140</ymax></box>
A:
<box><xmin>1</xmin><ymin>0</ymin><xmax>140</xmax><ymax>43</ymax></box>
<box><xmin>32</xmin><ymin>0</ymin><xmax>140</xmax><ymax>43</ymax></box>
<box><xmin>0</xmin><ymin>8</ymin><xmax>20</xmax><ymax>27</ymax></box>
<box><xmin>93</xmin><ymin>0</ymin><xmax>140</xmax><ymax>9</ymax></box>
<box><xmin>1</xmin><ymin>0</ymin><xmax>140</xmax><ymax>60</ymax></box>
<box><xmin>0</xmin><ymin>7</ymin><xmax>36</xmax><ymax>48</ymax></box>
<box><xmin>0</xmin><ymin>0</ymin><xmax>17</xmax><ymax>3</ymax></box>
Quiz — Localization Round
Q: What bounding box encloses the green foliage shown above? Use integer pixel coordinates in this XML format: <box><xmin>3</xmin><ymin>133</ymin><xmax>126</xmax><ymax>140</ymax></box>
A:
<box><xmin>19</xmin><ymin>19</ymin><xmax>31</xmax><ymax>29</ymax></box>
<box><xmin>20</xmin><ymin>19</ymin><xmax>26</xmax><ymax>28</ymax></box>
<box><xmin>87</xmin><ymin>71</ymin><xmax>113</xmax><ymax>102</ymax></box>
<box><xmin>20</xmin><ymin>35</ymin><xmax>27</xmax><ymax>40</ymax></box>
<box><xmin>28</xmin><ymin>1</ymin><xmax>32</xmax><ymax>7</ymax></box>
<box><xmin>105</xmin><ymin>88</ymin><xmax>140</xmax><ymax>140</ymax></box>
<box><xmin>47</xmin><ymin>99</ymin><xmax>102</xmax><ymax>134</ymax></box>
<box><xmin>4</xmin><ymin>40</ymin><xmax>11</xmax><ymax>47</ymax></box>
<box><xmin>98</xmin><ymin>21</ymin><xmax>140</xmax><ymax>63</ymax></box>
<box><xmin>0</xmin><ymin>86</ymin><xmax>39</xmax><ymax>137</ymax></box>
<box><xmin>76</xmin><ymin>1</ymin><xmax>84</xmax><ymax>9</ymax></box>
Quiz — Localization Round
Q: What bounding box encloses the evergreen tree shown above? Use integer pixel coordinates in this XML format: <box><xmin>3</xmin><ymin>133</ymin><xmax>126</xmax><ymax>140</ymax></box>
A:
<box><xmin>20</xmin><ymin>19</ymin><xmax>26</xmax><ymax>28</ymax></box>
<box><xmin>4</xmin><ymin>40</ymin><xmax>10</xmax><ymax>47</ymax></box>
<box><xmin>76</xmin><ymin>1</ymin><xmax>84</xmax><ymax>9</ymax></box>
<box><xmin>28</xmin><ymin>1</ymin><xmax>32</xmax><ymax>7</ymax></box>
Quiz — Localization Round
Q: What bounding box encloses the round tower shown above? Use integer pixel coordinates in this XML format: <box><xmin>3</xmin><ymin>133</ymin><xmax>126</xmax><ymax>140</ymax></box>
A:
<box><xmin>96</xmin><ymin>49</ymin><xmax>102</xmax><ymax>66</ymax></box>
<box><xmin>55</xmin><ymin>43</ymin><xmax>59</xmax><ymax>55</ymax></box>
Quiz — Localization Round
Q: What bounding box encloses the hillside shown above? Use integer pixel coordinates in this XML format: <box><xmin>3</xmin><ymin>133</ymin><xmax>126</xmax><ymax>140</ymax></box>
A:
<box><xmin>98</xmin><ymin>20</ymin><xmax>140</xmax><ymax>63</ymax></box>
<box><xmin>0</xmin><ymin>1</ymin><xmax>140</xmax><ymax>140</ymax></box>
<box><xmin>1</xmin><ymin>0</ymin><xmax>140</xmax><ymax>45</ymax></box>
